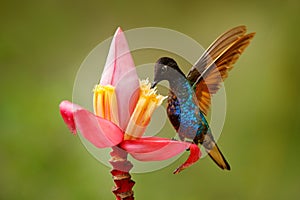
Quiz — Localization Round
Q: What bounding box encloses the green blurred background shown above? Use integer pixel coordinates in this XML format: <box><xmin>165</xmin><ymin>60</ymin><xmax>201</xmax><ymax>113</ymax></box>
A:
<box><xmin>1</xmin><ymin>0</ymin><xmax>299</xmax><ymax>199</ymax></box>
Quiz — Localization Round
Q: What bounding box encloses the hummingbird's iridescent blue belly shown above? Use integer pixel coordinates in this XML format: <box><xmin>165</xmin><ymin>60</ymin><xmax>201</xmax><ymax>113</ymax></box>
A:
<box><xmin>167</xmin><ymin>77</ymin><xmax>209</xmax><ymax>144</ymax></box>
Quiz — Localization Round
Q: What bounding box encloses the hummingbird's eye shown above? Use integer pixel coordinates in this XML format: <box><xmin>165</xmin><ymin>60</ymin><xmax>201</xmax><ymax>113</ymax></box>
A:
<box><xmin>161</xmin><ymin>65</ymin><xmax>168</xmax><ymax>73</ymax></box>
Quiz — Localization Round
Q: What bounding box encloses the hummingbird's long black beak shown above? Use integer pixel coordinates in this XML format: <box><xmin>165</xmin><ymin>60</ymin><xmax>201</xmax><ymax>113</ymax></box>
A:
<box><xmin>151</xmin><ymin>81</ymin><xmax>158</xmax><ymax>89</ymax></box>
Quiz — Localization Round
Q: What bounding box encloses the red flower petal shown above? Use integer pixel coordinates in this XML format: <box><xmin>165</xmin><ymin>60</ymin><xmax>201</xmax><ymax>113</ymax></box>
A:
<box><xmin>100</xmin><ymin>27</ymin><xmax>139</xmax><ymax>131</ymax></box>
<box><xmin>173</xmin><ymin>144</ymin><xmax>201</xmax><ymax>174</ymax></box>
<box><xmin>119</xmin><ymin>137</ymin><xmax>190</xmax><ymax>161</ymax></box>
<box><xmin>59</xmin><ymin>101</ymin><xmax>124</xmax><ymax>148</ymax></box>
<box><xmin>59</xmin><ymin>100</ymin><xmax>78</xmax><ymax>134</ymax></box>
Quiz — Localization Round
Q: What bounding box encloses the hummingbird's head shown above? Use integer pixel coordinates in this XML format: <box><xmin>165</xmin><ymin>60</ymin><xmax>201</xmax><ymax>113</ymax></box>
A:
<box><xmin>151</xmin><ymin>57</ymin><xmax>185</xmax><ymax>88</ymax></box>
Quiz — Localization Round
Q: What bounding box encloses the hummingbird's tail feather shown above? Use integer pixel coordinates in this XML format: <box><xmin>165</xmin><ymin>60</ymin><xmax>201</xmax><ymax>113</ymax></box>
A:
<box><xmin>207</xmin><ymin>143</ymin><xmax>231</xmax><ymax>170</ymax></box>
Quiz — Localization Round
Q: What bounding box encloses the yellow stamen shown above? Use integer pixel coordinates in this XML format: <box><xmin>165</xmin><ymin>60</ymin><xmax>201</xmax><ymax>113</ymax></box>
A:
<box><xmin>93</xmin><ymin>85</ymin><xmax>119</xmax><ymax>125</ymax></box>
<box><xmin>124</xmin><ymin>79</ymin><xmax>166</xmax><ymax>140</ymax></box>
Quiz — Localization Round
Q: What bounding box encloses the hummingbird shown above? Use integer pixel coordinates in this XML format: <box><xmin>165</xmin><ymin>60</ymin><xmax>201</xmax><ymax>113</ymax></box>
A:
<box><xmin>151</xmin><ymin>26</ymin><xmax>255</xmax><ymax>170</ymax></box>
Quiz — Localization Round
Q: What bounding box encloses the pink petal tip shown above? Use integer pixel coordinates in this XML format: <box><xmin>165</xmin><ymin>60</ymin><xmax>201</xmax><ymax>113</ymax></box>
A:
<box><xmin>173</xmin><ymin>144</ymin><xmax>201</xmax><ymax>174</ymax></box>
<box><xmin>59</xmin><ymin>101</ymin><xmax>124</xmax><ymax>148</ymax></box>
<box><xmin>100</xmin><ymin>27</ymin><xmax>140</xmax><ymax>131</ymax></box>
<box><xmin>59</xmin><ymin>100</ymin><xmax>77</xmax><ymax>134</ymax></box>
<box><xmin>100</xmin><ymin>27</ymin><xmax>138</xmax><ymax>87</ymax></box>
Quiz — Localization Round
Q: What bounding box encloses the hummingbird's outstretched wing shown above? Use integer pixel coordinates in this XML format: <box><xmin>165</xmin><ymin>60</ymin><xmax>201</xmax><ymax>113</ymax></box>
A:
<box><xmin>186</xmin><ymin>26</ymin><xmax>255</xmax><ymax>115</ymax></box>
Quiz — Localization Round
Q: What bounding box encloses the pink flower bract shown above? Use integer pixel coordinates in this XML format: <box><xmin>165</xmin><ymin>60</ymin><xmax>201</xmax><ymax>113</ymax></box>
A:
<box><xmin>59</xmin><ymin>27</ymin><xmax>201</xmax><ymax>173</ymax></box>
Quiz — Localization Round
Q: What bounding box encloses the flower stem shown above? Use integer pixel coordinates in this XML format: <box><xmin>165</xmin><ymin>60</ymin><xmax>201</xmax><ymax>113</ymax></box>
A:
<box><xmin>110</xmin><ymin>147</ymin><xmax>135</xmax><ymax>200</ymax></box>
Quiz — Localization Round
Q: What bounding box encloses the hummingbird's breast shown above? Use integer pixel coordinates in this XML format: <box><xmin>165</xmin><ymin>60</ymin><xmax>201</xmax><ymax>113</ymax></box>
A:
<box><xmin>168</xmin><ymin>78</ymin><xmax>209</xmax><ymax>143</ymax></box>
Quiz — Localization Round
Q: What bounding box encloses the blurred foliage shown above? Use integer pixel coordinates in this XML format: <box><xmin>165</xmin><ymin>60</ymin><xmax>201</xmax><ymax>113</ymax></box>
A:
<box><xmin>0</xmin><ymin>0</ymin><xmax>299</xmax><ymax>199</ymax></box>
